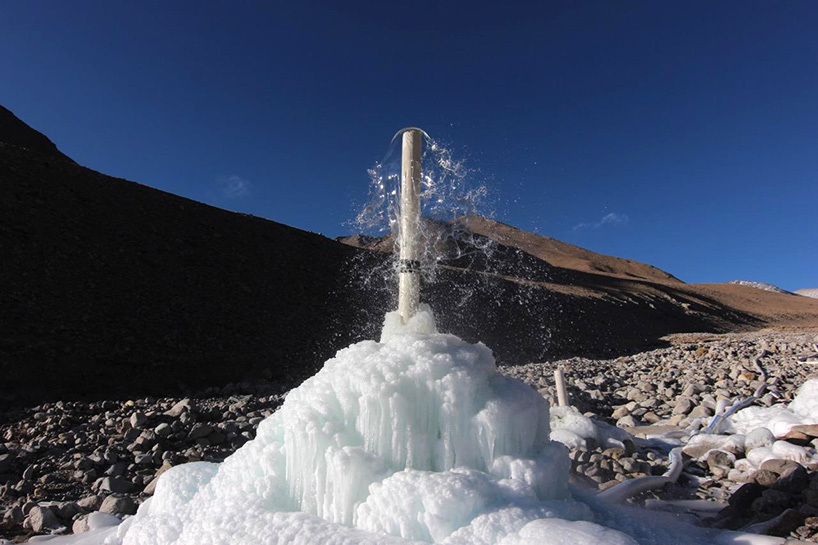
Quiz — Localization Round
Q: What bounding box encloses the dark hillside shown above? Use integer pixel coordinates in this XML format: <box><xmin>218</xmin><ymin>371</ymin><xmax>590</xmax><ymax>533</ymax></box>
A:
<box><xmin>3</xmin><ymin>106</ymin><xmax>818</xmax><ymax>405</ymax></box>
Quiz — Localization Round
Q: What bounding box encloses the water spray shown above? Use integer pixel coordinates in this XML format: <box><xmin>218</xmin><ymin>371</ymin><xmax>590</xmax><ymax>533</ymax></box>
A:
<box><xmin>396</xmin><ymin>127</ymin><xmax>423</xmax><ymax>324</ymax></box>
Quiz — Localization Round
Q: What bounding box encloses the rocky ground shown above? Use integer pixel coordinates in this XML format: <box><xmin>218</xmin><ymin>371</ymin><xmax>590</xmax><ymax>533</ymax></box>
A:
<box><xmin>505</xmin><ymin>329</ymin><xmax>818</xmax><ymax>542</ymax></box>
<box><xmin>1</xmin><ymin>330</ymin><xmax>817</xmax><ymax>543</ymax></box>
<box><xmin>0</xmin><ymin>382</ymin><xmax>288</xmax><ymax>541</ymax></box>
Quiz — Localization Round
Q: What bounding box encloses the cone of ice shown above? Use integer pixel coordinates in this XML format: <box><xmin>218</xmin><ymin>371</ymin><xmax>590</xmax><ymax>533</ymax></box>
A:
<box><xmin>83</xmin><ymin>306</ymin><xmax>610</xmax><ymax>545</ymax></box>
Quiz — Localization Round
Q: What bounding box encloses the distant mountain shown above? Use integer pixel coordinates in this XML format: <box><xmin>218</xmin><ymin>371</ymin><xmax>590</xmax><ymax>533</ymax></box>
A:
<box><xmin>0</xmin><ymin>105</ymin><xmax>74</xmax><ymax>163</ymax></box>
<box><xmin>796</xmin><ymin>289</ymin><xmax>818</xmax><ymax>299</ymax></box>
<box><xmin>729</xmin><ymin>280</ymin><xmax>792</xmax><ymax>295</ymax></box>
<box><xmin>3</xmin><ymin>104</ymin><xmax>818</xmax><ymax>404</ymax></box>
<box><xmin>459</xmin><ymin>216</ymin><xmax>681</xmax><ymax>283</ymax></box>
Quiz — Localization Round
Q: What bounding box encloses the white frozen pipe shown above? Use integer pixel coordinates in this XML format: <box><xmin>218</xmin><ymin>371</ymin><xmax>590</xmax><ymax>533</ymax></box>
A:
<box><xmin>596</xmin><ymin>447</ymin><xmax>685</xmax><ymax>503</ymax></box>
<box><xmin>555</xmin><ymin>368</ymin><xmax>569</xmax><ymax>408</ymax></box>
<box><xmin>398</xmin><ymin>128</ymin><xmax>423</xmax><ymax>324</ymax></box>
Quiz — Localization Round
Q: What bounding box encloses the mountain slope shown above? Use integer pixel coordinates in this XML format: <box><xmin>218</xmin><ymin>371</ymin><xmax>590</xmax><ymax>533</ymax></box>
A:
<box><xmin>0</xmin><ymin>105</ymin><xmax>74</xmax><ymax>163</ymax></box>
<box><xmin>3</xmin><ymin>105</ymin><xmax>817</xmax><ymax>404</ymax></box>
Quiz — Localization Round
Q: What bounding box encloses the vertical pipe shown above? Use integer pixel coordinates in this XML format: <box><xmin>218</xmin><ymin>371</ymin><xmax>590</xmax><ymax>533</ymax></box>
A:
<box><xmin>398</xmin><ymin>129</ymin><xmax>422</xmax><ymax>324</ymax></box>
<box><xmin>554</xmin><ymin>368</ymin><xmax>569</xmax><ymax>408</ymax></box>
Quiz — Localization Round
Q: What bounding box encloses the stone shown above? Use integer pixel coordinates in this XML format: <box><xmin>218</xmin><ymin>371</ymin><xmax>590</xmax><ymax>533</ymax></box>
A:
<box><xmin>154</xmin><ymin>423</ymin><xmax>172</xmax><ymax>437</ymax></box>
<box><xmin>0</xmin><ymin>453</ymin><xmax>11</xmax><ymax>473</ymax></box>
<box><xmin>728</xmin><ymin>482</ymin><xmax>765</xmax><ymax>513</ymax></box>
<box><xmin>672</xmin><ymin>397</ymin><xmax>694</xmax><ymax>415</ymax></box>
<box><xmin>143</xmin><ymin>460</ymin><xmax>174</xmax><ymax>496</ymax></box>
<box><xmin>766</xmin><ymin>508</ymin><xmax>808</xmax><ymax>537</ymax></box>
<box><xmin>100</xmin><ymin>495</ymin><xmax>137</xmax><ymax>516</ymax></box>
<box><xmin>755</xmin><ymin>469</ymin><xmax>779</xmax><ymax>487</ymax></box>
<box><xmin>188</xmin><ymin>423</ymin><xmax>213</xmax><ymax>439</ymax></box>
<box><xmin>790</xmin><ymin>424</ymin><xmax>818</xmax><ymax>438</ymax></box>
<box><xmin>616</xmin><ymin>415</ymin><xmax>639</xmax><ymax>428</ymax></box>
<box><xmin>76</xmin><ymin>495</ymin><xmax>103</xmax><ymax>511</ymax></box>
<box><xmin>689</xmin><ymin>405</ymin><xmax>713</xmax><ymax>419</ymax></box>
<box><xmin>164</xmin><ymin>398</ymin><xmax>192</xmax><ymax>417</ymax></box>
<box><xmin>771</xmin><ymin>440</ymin><xmax>810</xmax><ymax>463</ymax></box>
<box><xmin>3</xmin><ymin>505</ymin><xmax>23</xmax><ymax>524</ymax></box>
<box><xmin>130</xmin><ymin>412</ymin><xmax>147</xmax><ymax>429</ymax></box>
<box><xmin>98</xmin><ymin>476</ymin><xmax>135</xmax><ymax>494</ymax></box>
<box><xmin>772</xmin><ymin>463</ymin><xmax>808</xmax><ymax>493</ymax></box>
<box><xmin>804</xmin><ymin>489</ymin><xmax>818</xmax><ymax>508</ymax></box>
<box><xmin>28</xmin><ymin>505</ymin><xmax>60</xmax><ymax>533</ymax></box>
<box><xmin>760</xmin><ymin>458</ymin><xmax>801</xmax><ymax>475</ymax></box>
<box><xmin>73</xmin><ymin>514</ymin><xmax>91</xmax><ymax>534</ymax></box>
<box><xmin>752</xmin><ymin>489</ymin><xmax>792</xmax><ymax>517</ymax></box>
<box><xmin>56</xmin><ymin>501</ymin><xmax>79</xmax><ymax>520</ymax></box>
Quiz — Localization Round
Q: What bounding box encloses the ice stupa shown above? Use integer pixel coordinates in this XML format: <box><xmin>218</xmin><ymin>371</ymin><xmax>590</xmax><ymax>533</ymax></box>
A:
<box><xmin>42</xmin><ymin>307</ymin><xmax>782</xmax><ymax>545</ymax></box>
<box><xmin>69</xmin><ymin>307</ymin><xmax>586</xmax><ymax>544</ymax></box>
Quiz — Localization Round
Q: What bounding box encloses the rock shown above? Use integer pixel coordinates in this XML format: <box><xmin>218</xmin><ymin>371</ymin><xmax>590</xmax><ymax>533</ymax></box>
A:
<box><xmin>771</xmin><ymin>440</ymin><xmax>810</xmax><ymax>463</ymax></box>
<box><xmin>188</xmin><ymin>423</ymin><xmax>213</xmax><ymax>439</ymax></box>
<box><xmin>76</xmin><ymin>495</ymin><xmax>102</xmax><ymax>511</ymax></box>
<box><xmin>744</xmin><ymin>428</ymin><xmax>775</xmax><ymax>452</ymax></box>
<box><xmin>56</xmin><ymin>501</ymin><xmax>79</xmax><ymax>520</ymax></box>
<box><xmin>611</xmin><ymin>405</ymin><xmax>632</xmax><ymax>419</ymax></box>
<box><xmin>804</xmin><ymin>489</ymin><xmax>818</xmax><ymax>508</ymax></box>
<box><xmin>760</xmin><ymin>458</ymin><xmax>801</xmax><ymax>475</ymax></box>
<box><xmin>672</xmin><ymin>397</ymin><xmax>694</xmax><ymax>415</ymax></box>
<box><xmin>728</xmin><ymin>482</ymin><xmax>765</xmax><ymax>513</ymax></box>
<box><xmin>704</xmin><ymin>449</ymin><xmax>736</xmax><ymax>478</ymax></box>
<box><xmin>27</xmin><ymin>505</ymin><xmax>60</xmax><ymax>533</ymax></box>
<box><xmin>155</xmin><ymin>423</ymin><xmax>172</xmax><ymax>437</ymax></box>
<box><xmin>766</xmin><ymin>508</ymin><xmax>808</xmax><ymax>537</ymax></box>
<box><xmin>689</xmin><ymin>405</ymin><xmax>713</xmax><ymax>419</ymax></box>
<box><xmin>143</xmin><ymin>461</ymin><xmax>174</xmax><ymax>496</ymax></box>
<box><xmin>772</xmin><ymin>463</ymin><xmax>808</xmax><ymax>493</ymax></box>
<box><xmin>164</xmin><ymin>398</ymin><xmax>192</xmax><ymax>417</ymax></box>
<box><xmin>73</xmin><ymin>512</ymin><xmax>121</xmax><ymax>534</ymax></box>
<box><xmin>752</xmin><ymin>489</ymin><xmax>792</xmax><ymax>517</ymax></box>
<box><xmin>99</xmin><ymin>495</ymin><xmax>137</xmax><ymax>516</ymax></box>
<box><xmin>3</xmin><ymin>505</ymin><xmax>23</xmax><ymax>525</ymax></box>
<box><xmin>130</xmin><ymin>412</ymin><xmax>147</xmax><ymax>429</ymax></box>
<box><xmin>97</xmin><ymin>476</ymin><xmax>135</xmax><ymax>494</ymax></box>
<box><xmin>0</xmin><ymin>453</ymin><xmax>11</xmax><ymax>473</ymax></box>
<box><xmin>747</xmin><ymin>447</ymin><xmax>775</xmax><ymax>467</ymax></box>
<box><xmin>790</xmin><ymin>424</ymin><xmax>818</xmax><ymax>439</ymax></box>
<box><xmin>755</xmin><ymin>469</ymin><xmax>779</xmax><ymax>487</ymax></box>
<box><xmin>135</xmin><ymin>430</ymin><xmax>157</xmax><ymax>451</ymax></box>
<box><xmin>683</xmin><ymin>434</ymin><xmax>732</xmax><ymax>459</ymax></box>
<box><xmin>72</xmin><ymin>514</ymin><xmax>91</xmax><ymax>534</ymax></box>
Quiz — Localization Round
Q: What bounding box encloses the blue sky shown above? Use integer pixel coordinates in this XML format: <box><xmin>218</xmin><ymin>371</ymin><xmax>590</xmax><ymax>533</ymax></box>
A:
<box><xmin>1</xmin><ymin>1</ymin><xmax>816</xmax><ymax>290</ymax></box>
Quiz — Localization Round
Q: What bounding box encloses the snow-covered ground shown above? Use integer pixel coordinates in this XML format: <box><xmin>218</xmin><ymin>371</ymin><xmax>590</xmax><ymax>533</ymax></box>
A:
<box><xmin>729</xmin><ymin>280</ymin><xmax>791</xmax><ymax>294</ymax></box>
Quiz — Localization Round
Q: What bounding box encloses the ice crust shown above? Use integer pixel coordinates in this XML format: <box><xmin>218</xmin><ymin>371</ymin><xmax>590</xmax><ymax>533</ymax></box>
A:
<box><xmin>549</xmin><ymin>406</ymin><xmax>631</xmax><ymax>450</ymax></box>
<box><xmin>728</xmin><ymin>379</ymin><xmax>818</xmax><ymax>437</ymax></box>
<box><xmin>42</xmin><ymin>308</ymin><xmax>741</xmax><ymax>545</ymax></box>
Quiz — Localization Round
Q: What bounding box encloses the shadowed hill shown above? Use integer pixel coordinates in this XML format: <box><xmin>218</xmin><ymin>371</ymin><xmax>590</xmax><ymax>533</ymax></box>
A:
<box><xmin>3</xmin><ymin>106</ymin><xmax>818</xmax><ymax>405</ymax></box>
<box><xmin>0</xmin><ymin>105</ymin><xmax>75</xmax><ymax>163</ymax></box>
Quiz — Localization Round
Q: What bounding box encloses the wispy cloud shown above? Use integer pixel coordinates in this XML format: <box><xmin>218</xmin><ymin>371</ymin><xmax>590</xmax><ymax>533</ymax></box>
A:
<box><xmin>572</xmin><ymin>212</ymin><xmax>629</xmax><ymax>231</ymax></box>
<box><xmin>219</xmin><ymin>175</ymin><xmax>251</xmax><ymax>198</ymax></box>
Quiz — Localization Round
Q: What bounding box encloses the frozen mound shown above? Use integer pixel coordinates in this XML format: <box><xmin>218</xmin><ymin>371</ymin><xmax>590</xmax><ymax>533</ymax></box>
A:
<box><xmin>43</xmin><ymin>307</ymin><xmax>753</xmax><ymax>545</ymax></box>
<box><xmin>549</xmin><ymin>406</ymin><xmax>632</xmax><ymax>450</ymax></box>
<box><xmin>728</xmin><ymin>379</ymin><xmax>818</xmax><ymax>438</ymax></box>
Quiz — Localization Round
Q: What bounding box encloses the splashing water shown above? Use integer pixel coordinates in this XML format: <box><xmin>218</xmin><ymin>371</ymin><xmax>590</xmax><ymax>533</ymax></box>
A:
<box><xmin>343</xmin><ymin>133</ymin><xmax>556</xmax><ymax>361</ymax></box>
<box><xmin>349</xmin><ymin>133</ymin><xmax>496</xmax><ymax>290</ymax></box>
